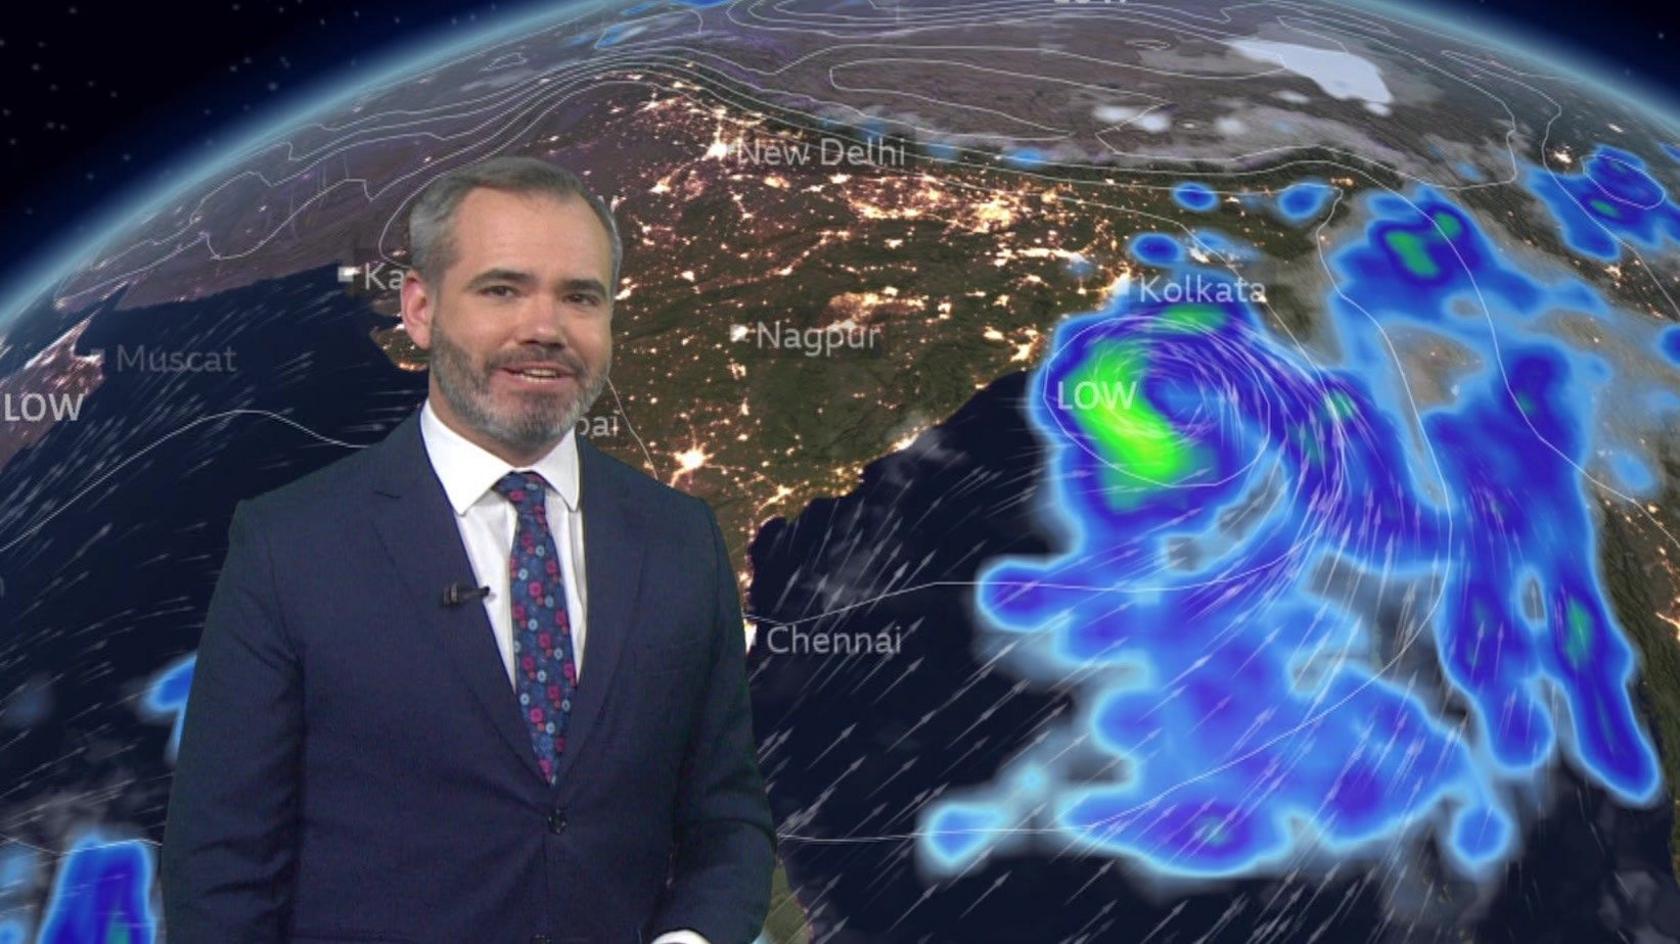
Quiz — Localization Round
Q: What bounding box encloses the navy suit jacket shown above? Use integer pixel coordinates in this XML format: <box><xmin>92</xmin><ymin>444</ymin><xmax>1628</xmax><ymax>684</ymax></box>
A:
<box><xmin>162</xmin><ymin>408</ymin><xmax>775</xmax><ymax>944</ymax></box>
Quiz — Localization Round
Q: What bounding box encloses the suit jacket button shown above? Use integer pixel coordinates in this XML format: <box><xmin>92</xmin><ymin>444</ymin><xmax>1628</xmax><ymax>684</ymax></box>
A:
<box><xmin>530</xmin><ymin>935</ymin><xmax>552</xmax><ymax>944</ymax></box>
<box><xmin>548</xmin><ymin>809</ymin><xmax>567</xmax><ymax>833</ymax></box>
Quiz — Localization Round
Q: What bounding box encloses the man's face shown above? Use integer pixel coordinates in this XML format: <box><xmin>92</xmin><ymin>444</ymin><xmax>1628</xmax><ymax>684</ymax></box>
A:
<box><xmin>401</xmin><ymin>188</ymin><xmax>614</xmax><ymax>461</ymax></box>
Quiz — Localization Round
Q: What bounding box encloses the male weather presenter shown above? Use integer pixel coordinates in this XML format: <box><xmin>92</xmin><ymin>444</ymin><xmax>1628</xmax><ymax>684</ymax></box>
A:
<box><xmin>161</xmin><ymin>156</ymin><xmax>776</xmax><ymax>944</ymax></box>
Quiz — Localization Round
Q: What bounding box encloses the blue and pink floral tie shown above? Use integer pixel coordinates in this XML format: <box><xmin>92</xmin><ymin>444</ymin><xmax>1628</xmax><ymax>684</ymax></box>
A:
<box><xmin>492</xmin><ymin>470</ymin><xmax>578</xmax><ymax>785</ymax></box>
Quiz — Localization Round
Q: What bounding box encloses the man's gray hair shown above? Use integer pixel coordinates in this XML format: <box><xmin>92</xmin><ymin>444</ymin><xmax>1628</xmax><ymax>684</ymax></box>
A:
<box><xmin>407</xmin><ymin>155</ymin><xmax>622</xmax><ymax>288</ymax></box>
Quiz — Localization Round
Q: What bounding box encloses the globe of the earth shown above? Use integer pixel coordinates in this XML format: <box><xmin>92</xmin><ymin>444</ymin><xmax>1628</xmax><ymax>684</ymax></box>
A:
<box><xmin>4</xmin><ymin>0</ymin><xmax>1680</xmax><ymax>941</ymax></box>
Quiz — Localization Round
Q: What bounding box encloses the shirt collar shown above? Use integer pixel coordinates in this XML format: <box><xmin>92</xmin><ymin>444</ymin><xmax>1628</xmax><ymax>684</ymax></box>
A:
<box><xmin>419</xmin><ymin>397</ymin><xmax>580</xmax><ymax>515</ymax></box>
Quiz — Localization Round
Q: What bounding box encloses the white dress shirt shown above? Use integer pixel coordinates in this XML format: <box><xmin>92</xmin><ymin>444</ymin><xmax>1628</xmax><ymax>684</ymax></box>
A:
<box><xmin>420</xmin><ymin>398</ymin><xmax>589</xmax><ymax>685</ymax></box>
<box><xmin>417</xmin><ymin>398</ymin><xmax>712</xmax><ymax>944</ymax></box>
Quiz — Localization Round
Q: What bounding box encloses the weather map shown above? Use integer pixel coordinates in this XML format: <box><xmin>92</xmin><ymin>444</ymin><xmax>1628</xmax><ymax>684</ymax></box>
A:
<box><xmin>2</xmin><ymin>0</ymin><xmax>1680</xmax><ymax>941</ymax></box>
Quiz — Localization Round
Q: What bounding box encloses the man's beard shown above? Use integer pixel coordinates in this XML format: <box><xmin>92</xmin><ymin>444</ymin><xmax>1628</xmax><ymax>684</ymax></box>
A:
<box><xmin>428</xmin><ymin>320</ymin><xmax>610</xmax><ymax>453</ymax></box>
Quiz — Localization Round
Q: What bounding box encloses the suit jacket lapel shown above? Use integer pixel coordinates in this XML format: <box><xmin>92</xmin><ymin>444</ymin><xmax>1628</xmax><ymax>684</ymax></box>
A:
<box><xmin>551</xmin><ymin>433</ymin><xmax>645</xmax><ymax>789</ymax></box>
<box><xmin>364</xmin><ymin>408</ymin><xmax>646</xmax><ymax>791</ymax></box>
<box><xmin>368</xmin><ymin>410</ymin><xmax>547</xmax><ymax>784</ymax></box>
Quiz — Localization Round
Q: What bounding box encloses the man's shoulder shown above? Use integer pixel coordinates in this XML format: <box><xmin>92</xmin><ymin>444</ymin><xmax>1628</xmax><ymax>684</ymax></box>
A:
<box><xmin>237</xmin><ymin>428</ymin><xmax>387</xmax><ymax>527</ymax></box>
<box><xmin>580</xmin><ymin>436</ymin><xmax>714</xmax><ymax>526</ymax></box>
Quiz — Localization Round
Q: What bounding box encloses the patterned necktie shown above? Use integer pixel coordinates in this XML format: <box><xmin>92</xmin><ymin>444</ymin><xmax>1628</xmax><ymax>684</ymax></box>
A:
<box><xmin>491</xmin><ymin>470</ymin><xmax>578</xmax><ymax>785</ymax></box>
